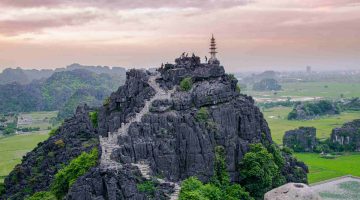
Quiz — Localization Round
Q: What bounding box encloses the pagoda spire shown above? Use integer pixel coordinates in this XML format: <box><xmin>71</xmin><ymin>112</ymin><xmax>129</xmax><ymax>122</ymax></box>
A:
<box><xmin>209</xmin><ymin>34</ymin><xmax>219</xmax><ymax>64</ymax></box>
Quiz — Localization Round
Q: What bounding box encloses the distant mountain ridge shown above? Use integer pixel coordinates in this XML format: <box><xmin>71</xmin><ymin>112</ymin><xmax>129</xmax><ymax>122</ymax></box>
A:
<box><xmin>0</xmin><ymin>64</ymin><xmax>126</xmax><ymax>85</ymax></box>
<box><xmin>0</xmin><ymin>68</ymin><xmax>126</xmax><ymax>119</ymax></box>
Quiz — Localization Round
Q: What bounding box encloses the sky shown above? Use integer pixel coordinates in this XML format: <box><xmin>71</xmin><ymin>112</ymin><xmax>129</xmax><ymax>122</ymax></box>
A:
<box><xmin>0</xmin><ymin>0</ymin><xmax>359</xmax><ymax>72</ymax></box>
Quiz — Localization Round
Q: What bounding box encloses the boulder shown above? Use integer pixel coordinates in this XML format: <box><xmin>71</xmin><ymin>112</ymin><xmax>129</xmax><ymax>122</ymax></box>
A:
<box><xmin>264</xmin><ymin>183</ymin><xmax>322</xmax><ymax>200</ymax></box>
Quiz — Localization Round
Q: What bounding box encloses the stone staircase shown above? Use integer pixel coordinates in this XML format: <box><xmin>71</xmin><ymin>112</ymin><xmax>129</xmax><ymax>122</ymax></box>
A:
<box><xmin>133</xmin><ymin>161</ymin><xmax>181</xmax><ymax>200</ymax></box>
<box><xmin>99</xmin><ymin>72</ymin><xmax>180</xmax><ymax>198</ymax></box>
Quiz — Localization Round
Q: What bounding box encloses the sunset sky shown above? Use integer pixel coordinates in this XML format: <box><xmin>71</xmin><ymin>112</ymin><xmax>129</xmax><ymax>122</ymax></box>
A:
<box><xmin>0</xmin><ymin>0</ymin><xmax>359</xmax><ymax>72</ymax></box>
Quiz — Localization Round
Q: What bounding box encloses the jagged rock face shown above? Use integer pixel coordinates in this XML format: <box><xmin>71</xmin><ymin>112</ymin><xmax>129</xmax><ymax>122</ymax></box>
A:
<box><xmin>2</xmin><ymin>105</ymin><xmax>99</xmax><ymax>200</ymax></box>
<box><xmin>66</xmin><ymin>165</ymin><xmax>173</xmax><ymax>200</ymax></box>
<box><xmin>283</xmin><ymin>127</ymin><xmax>317</xmax><ymax>152</ymax></box>
<box><xmin>98</xmin><ymin>69</ymin><xmax>155</xmax><ymax>136</ymax></box>
<box><xmin>264</xmin><ymin>183</ymin><xmax>322</xmax><ymax>200</ymax></box>
<box><xmin>330</xmin><ymin>119</ymin><xmax>360</xmax><ymax>151</ymax></box>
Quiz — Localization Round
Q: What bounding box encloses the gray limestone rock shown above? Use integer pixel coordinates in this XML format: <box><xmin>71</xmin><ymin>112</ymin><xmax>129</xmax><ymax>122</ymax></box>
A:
<box><xmin>283</xmin><ymin>127</ymin><xmax>317</xmax><ymax>152</ymax></box>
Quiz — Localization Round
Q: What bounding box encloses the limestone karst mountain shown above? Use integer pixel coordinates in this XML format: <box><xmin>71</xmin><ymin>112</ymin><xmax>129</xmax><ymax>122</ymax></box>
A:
<box><xmin>1</xmin><ymin>55</ymin><xmax>308</xmax><ymax>200</ymax></box>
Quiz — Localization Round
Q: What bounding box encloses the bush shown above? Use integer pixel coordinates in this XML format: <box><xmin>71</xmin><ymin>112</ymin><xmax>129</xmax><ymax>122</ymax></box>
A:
<box><xmin>137</xmin><ymin>180</ymin><xmax>155</xmax><ymax>197</ymax></box>
<box><xmin>25</xmin><ymin>191</ymin><xmax>56</xmax><ymax>200</ymax></box>
<box><xmin>0</xmin><ymin>183</ymin><xmax>5</xmax><ymax>196</ymax></box>
<box><xmin>51</xmin><ymin>148</ymin><xmax>98</xmax><ymax>199</ymax></box>
<box><xmin>212</xmin><ymin>146</ymin><xmax>230</xmax><ymax>187</ymax></box>
<box><xmin>196</xmin><ymin>107</ymin><xmax>209</xmax><ymax>122</ymax></box>
<box><xmin>236</xmin><ymin>85</ymin><xmax>241</xmax><ymax>93</ymax></box>
<box><xmin>89</xmin><ymin>111</ymin><xmax>98</xmax><ymax>128</ymax></box>
<box><xmin>180</xmin><ymin>77</ymin><xmax>193</xmax><ymax>91</ymax></box>
<box><xmin>103</xmin><ymin>96</ymin><xmax>110</xmax><ymax>106</ymax></box>
<box><xmin>54</xmin><ymin>139</ymin><xmax>65</xmax><ymax>148</ymax></box>
<box><xmin>48</xmin><ymin>127</ymin><xmax>59</xmax><ymax>137</ymax></box>
<box><xmin>239</xmin><ymin>143</ymin><xmax>285</xmax><ymax>199</ymax></box>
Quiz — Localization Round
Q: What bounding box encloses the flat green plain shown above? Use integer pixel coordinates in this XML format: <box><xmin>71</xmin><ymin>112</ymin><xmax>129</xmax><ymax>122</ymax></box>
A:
<box><xmin>295</xmin><ymin>153</ymin><xmax>360</xmax><ymax>184</ymax></box>
<box><xmin>0</xmin><ymin>132</ymin><xmax>49</xmax><ymax>183</ymax></box>
<box><xmin>262</xmin><ymin>107</ymin><xmax>360</xmax><ymax>144</ymax></box>
<box><xmin>245</xmin><ymin>82</ymin><xmax>360</xmax><ymax>100</ymax></box>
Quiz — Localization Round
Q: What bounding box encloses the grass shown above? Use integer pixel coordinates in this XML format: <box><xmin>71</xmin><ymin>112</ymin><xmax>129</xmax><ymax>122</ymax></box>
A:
<box><xmin>244</xmin><ymin>81</ymin><xmax>360</xmax><ymax>102</ymax></box>
<box><xmin>0</xmin><ymin>132</ymin><xmax>49</xmax><ymax>183</ymax></box>
<box><xmin>295</xmin><ymin>153</ymin><xmax>360</xmax><ymax>184</ymax></box>
<box><xmin>262</xmin><ymin>107</ymin><xmax>360</xmax><ymax>144</ymax></box>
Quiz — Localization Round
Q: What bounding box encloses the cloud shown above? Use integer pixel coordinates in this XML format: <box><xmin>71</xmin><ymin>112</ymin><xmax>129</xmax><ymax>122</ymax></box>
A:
<box><xmin>0</xmin><ymin>0</ymin><xmax>252</xmax><ymax>9</ymax></box>
<box><xmin>0</xmin><ymin>10</ymin><xmax>100</xmax><ymax>36</ymax></box>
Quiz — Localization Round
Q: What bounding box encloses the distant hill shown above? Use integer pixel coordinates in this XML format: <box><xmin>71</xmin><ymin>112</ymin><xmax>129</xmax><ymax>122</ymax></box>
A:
<box><xmin>253</xmin><ymin>78</ymin><xmax>282</xmax><ymax>91</ymax></box>
<box><xmin>0</xmin><ymin>69</ymin><xmax>126</xmax><ymax>119</ymax></box>
<box><xmin>0</xmin><ymin>64</ymin><xmax>126</xmax><ymax>85</ymax></box>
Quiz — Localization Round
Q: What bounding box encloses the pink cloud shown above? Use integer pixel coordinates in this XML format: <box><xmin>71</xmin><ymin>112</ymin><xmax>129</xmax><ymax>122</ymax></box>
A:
<box><xmin>0</xmin><ymin>11</ymin><xmax>100</xmax><ymax>36</ymax></box>
<box><xmin>0</xmin><ymin>0</ymin><xmax>252</xmax><ymax>9</ymax></box>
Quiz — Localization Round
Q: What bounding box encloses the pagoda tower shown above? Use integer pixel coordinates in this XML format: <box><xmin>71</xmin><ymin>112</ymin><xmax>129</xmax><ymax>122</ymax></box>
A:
<box><xmin>209</xmin><ymin>34</ymin><xmax>219</xmax><ymax>64</ymax></box>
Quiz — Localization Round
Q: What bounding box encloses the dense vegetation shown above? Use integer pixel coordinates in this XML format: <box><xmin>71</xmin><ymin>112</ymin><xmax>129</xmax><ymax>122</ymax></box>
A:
<box><xmin>288</xmin><ymin>100</ymin><xmax>340</xmax><ymax>120</ymax></box>
<box><xmin>26</xmin><ymin>148</ymin><xmax>99</xmax><ymax>200</ymax></box>
<box><xmin>179</xmin><ymin>143</ymin><xmax>290</xmax><ymax>200</ymax></box>
<box><xmin>0</xmin><ymin>69</ymin><xmax>124</xmax><ymax>120</ymax></box>
<box><xmin>180</xmin><ymin>146</ymin><xmax>253</xmax><ymax>200</ymax></box>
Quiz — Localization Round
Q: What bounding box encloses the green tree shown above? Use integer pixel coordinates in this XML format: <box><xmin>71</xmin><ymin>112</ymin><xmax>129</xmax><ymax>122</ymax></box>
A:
<box><xmin>239</xmin><ymin>143</ymin><xmax>285</xmax><ymax>199</ymax></box>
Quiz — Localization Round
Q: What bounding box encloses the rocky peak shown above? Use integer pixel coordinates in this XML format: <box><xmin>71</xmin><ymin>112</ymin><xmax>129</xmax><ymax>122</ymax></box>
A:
<box><xmin>159</xmin><ymin>55</ymin><xmax>225</xmax><ymax>88</ymax></box>
<box><xmin>1</xmin><ymin>55</ymin><xmax>308</xmax><ymax>200</ymax></box>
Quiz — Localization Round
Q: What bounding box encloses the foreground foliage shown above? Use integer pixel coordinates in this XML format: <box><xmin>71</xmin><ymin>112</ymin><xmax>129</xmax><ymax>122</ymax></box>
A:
<box><xmin>50</xmin><ymin>148</ymin><xmax>98</xmax><ymax>199</ymax></box>
<box><xmin>180</xmin><ymin>146</ymin><xmax>253</xmax><ymax>200</ymax></box>
<box><xmin>239</xmin><ymin>144</ymin><xmax>285</xmax><ymax>199</ymax></box>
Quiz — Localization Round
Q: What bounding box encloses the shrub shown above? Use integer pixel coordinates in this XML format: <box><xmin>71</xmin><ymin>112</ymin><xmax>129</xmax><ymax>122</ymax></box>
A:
<box><xmin>89</xmin><ymin>111</ymin><xmax>98</xmax><ymax>128</ymax></box>
<box><xmin>212</xmin><ymin>146</ymin><xmax>230</xmax><ymax>187</ymax></box>
<box><xmin>137</xmin><ymin>180</ymin><xmax>155</xmax><ymax>197</ymax></box>
<box><xmin>48</xmin><ymin>127</ymin><xmax>59</xmax><ymax>137</ymax></box>
<box><xmin>180</xmin><ymin>77</ymin><xmax>193</xmax><ymax>91</ymax></box>
<box><xmin>236</xmin><ymin>84</ymin><xmax>241</xmax><ymax>93</ymax></box>
<box><xmin>51</xmin><ymin>148</ymin><xmax>98</xmax><ymax>199</ymax></box>
<box><xmin>196</xmin><ymin>107</ymin><xmax>209</xmax><ymax>122</ymax></box>
<box><xmin>54</xmin><ymin>139</ymin><xmax>65</xmax><ymax>148</ymax></box>
<box><xmin>239</xmin><ymin>143</ymin><xmax>285</xmax><ymax>199</ymax></box>
<box><xmin>103</xmin><ymin>96</ymin><xmax>110</xmax><ymax>106</ymax></box>
<box><xmin>228</xmin><ymin>74</ymin><xmax>236</xmax><ymax>80</ymax></box>
<box><xmin>0</xmin><ymin>183</ymin><xmax>5</xmax><ymax>196</ymax></box>
<box><xmin>25</xmin><ymin>191</ymin><xmax>56</xmax><ymax>200</ymax></box>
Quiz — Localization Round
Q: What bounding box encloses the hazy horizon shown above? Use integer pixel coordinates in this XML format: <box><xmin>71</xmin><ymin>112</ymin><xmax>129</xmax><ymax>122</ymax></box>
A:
<box><xmin>1</xmin><ymin>0</ymin><xmax>359</xmax><ymax>72</ymax></box>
